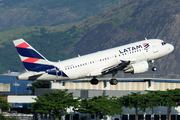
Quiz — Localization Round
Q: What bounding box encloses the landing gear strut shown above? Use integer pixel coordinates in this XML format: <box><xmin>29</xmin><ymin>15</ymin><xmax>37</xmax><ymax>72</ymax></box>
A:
<box><xmin>109</xmin><ymin>70</ymin><xmax>118</xmax><ymax>85</ymax></box>
<box><xmin>150</xmin><ymin>60</ymin><xmax>157</xmax><ymax>71</ymax></box>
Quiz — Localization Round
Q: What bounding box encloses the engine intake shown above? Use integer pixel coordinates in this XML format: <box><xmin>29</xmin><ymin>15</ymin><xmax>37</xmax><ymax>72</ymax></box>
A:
<box><xmin>124</xmin><ymin>61</ymin><xmax>149</xmax><ymax>74</ymax></box>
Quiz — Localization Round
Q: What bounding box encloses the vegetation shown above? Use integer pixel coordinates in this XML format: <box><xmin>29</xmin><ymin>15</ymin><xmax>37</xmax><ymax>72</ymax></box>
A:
<box><xmin>29</xmin><ymin>90</ymin><xmax>80</xmax><ymax>120</ymax></box>
<box><xmin>1</xmin><ymin>89</ymin><xmax>180</xmax><ymax>119</ymax></box>
<box><xmin>28</xmin><ymin>89</ymin><xmax>180</xmax><ymax>120</ymax></box>
<box><xmin>29</xmin><ymin>81</ymin><xmax>50</xmax><ymax>95</ymax></box>
<box><xmin>0</xmin><ymin>97</ymin><xmax>12</xmax><ymax>112</ymax></box>
<box><xmin>0</xmin><ymin>0</ymin><xmax>125</xmax><ymax>32</ymax></box>
<box><xmin>0</xmin><ymin>0</ymin><xmax>132</xmax><ymax>74</ymax></box>
<box><xmin>0</xmin><ymin>26</ymin><xmax>80</xmax><ymax>73</ymax></box>
<box><xmin>0</xmin><ymin>114</ymin><xmax>19</xmax><ymax>120</ymax></box>
<box><xmin>118</xmin><ymin>92</ymin><xmax>160</xmax><ymax>120</ymax></box>
<box><xmin>124</xmin><ymin>26</ymin><xmax>137</xmax><ymax>33</ymax></box>
<box><xmin>147</xmin><ymin>89</ymin><xmax>180</xmax><ymax>120</ymax></box>
<box><xmin>119</xmin><ymin>92</ymin><xmax>145</xmax><ymax>120</ymax></box>
<box><xmin>118</xmin><ymin>89</ymin><xmax>180</xmax><ymax>120</ymax></box>
<box><xmin>110</xmin><ymin>6</ymin><xmax>135</xmax><ymax>27</ymax></box>
<box><xmin>77</xmin><ymin>95</ymin><xmax>122</xmax><ymax>120</ymax></box>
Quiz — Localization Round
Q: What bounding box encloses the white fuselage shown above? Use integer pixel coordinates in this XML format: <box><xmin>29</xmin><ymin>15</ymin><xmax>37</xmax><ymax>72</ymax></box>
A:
<box><xmin>18</xmin><ymin>39</ymin><xmax>174</xmax><ymax>81</ymax></box>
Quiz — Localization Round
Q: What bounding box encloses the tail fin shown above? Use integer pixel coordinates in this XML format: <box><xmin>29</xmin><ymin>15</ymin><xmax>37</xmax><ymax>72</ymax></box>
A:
<box><xmin>13</xmin><ymin>39</ymin><xmax>54</xmax><ymax>72</ymax></box>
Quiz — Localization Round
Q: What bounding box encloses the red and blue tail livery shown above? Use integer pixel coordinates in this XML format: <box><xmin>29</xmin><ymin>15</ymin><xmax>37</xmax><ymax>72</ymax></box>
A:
<box><xmin>14</xmin><ymin>39</ymin><xmax>52</xmax><ymax>71</ymax></box>
<box><xmin>13</xmin><ymin>39</ymin><xmax>68</xmax><ymax>78</ymax></box>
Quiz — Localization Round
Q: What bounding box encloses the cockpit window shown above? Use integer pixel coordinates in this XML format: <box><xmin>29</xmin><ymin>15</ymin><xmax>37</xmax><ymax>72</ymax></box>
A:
<box><xmin>161</xmin><ymin>42</ymin><xmax>166</xmax><ymax>46</ymax></box>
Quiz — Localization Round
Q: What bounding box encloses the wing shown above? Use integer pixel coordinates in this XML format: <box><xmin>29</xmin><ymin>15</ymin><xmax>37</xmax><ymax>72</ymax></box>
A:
<box><xmin>101</xmin><ymin>60</ymin><xmax>130</xmax><ymax>75</ymax></box>
<box><xmin>101</xmin><ymin>58</ymin><xmax>149</xmax><ymax>75</ymax></box>
<box><xmin>86</xmin><ymin>58</ymin><xmax>148</xmax><ymax>77</ymax></box>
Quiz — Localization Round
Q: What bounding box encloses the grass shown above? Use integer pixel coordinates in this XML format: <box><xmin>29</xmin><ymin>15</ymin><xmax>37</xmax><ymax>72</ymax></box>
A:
<box><xmin>0</xmin><ymin>23</ymin><xmax>76</xmax><ymax>48</ymax></box>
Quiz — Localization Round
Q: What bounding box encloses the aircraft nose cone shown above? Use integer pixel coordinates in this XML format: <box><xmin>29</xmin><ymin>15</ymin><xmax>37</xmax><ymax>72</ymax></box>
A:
<box><xmin>169</xmin><ymin>44</ymin><xmax>174</xmax><ymax>52</ymax></box>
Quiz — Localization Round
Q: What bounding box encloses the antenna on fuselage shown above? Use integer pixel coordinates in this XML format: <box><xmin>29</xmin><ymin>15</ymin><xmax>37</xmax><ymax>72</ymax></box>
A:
<box><xmin>78</xmin><ymin>54</ymin><xmax>80</xmax><ymax>57</ymax></box>
<box><xmin>145</xmin><ymin>38</ymin><xmax>147</xmax><ymax>40</ymax></box>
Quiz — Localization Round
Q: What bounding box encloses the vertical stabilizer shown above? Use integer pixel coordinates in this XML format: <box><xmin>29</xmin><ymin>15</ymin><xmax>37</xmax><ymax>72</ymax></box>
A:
<box><xmin>13</xmin><ymin>39</ymin><xmax>54</xmax><ymax>72</ymax></box>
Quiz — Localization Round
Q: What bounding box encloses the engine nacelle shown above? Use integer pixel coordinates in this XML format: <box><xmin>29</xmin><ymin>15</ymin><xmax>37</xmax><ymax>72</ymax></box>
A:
<box><xmin>124</xmin><ymin>61</ymin><xmax>149</xmax><ymax>74</ymax></box>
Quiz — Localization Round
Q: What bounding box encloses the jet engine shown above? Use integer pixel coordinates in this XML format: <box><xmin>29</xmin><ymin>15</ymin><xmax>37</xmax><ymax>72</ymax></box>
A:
<box><xmin>123</xmin><ymin>61</ymin><xmax>149</xmax><ymax>74</ymax></box>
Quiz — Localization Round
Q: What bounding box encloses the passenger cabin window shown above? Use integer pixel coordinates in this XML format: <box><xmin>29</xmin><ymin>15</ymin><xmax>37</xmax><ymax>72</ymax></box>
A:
<box><xmin>161</xmin><ymin>42</ymin><xmax>166</xmax><ymax>46</ymax></box>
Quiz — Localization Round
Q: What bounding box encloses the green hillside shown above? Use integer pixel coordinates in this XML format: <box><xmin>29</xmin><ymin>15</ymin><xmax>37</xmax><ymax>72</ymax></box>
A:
<box><xmin>0</xmin><ymin>0</ymin><xmax>159</xmax><ymax>73</ymax></box>
<box><xmin>0</xmin><ymin>0</ymin><xmax>125</xmax><ymax>32</ymax></box>
<box><xmin>0</xmin><ymin>0</ymin><xmax>126</xmax><ymax>73</ymax></box>
<box><xmin>0</xmin><ymin>25</ymin><xmax>82</xmax><ymax>73</ymax></box>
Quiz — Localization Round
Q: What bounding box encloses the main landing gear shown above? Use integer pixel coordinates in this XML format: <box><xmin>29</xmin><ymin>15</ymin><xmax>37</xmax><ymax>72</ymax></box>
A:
<box><xmin>109</xmin><ymin>70</ymin><xmax>118</xmax><ymax>85</ymax></box>
<box><xmin>150</xmin><ymin>60</ymin><xmax>157</xmax><ymax>71</ymax></box>
<box><xmin>109</xmin><ymin>78</ymin><xmax>118</xmax><ymax>85</ymax></box>
<box><xmin>90</xmin><ymin>77</ymin><xmax>99</xmax><ymax>85</ymax></box>
<box><xmin>90</xmin><ymin>71</ymin><xmax>118</xmax><ymax>85</ymax></box>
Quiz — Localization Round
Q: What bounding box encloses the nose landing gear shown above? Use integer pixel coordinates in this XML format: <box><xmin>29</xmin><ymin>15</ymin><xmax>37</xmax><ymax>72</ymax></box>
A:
<box><xmin>150</xmin><ymin>60</ymin><xmax>157</xmax><ymax>71</ymax></box>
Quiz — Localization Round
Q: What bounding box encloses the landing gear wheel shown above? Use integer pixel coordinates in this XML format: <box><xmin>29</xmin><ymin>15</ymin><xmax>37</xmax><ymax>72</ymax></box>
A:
<box><xmin>109</xmin><ymin>78</ymin><xmax>118</xmax><ymax>85</ymax></box>
<box><xmin>90</xmin><ymin>78</ymin><xmax>99</xmax><ymax>85</ymax></box>
<box><xmin>152</xmin><ymin>67</ymin><xmax>157</xmax><ymax>71</ymax></box>
<box><xmin>150</xmin><ymin>60</ymin><xmax>157</xmax><ymax>71</ymax></box>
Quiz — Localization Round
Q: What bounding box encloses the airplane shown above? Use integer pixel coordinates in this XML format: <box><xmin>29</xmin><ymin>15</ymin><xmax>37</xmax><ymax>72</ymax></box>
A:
<box><xmin>13</xmin><ymin>38</ymin><xmax>174</xmax><ymax>85</ymax></box>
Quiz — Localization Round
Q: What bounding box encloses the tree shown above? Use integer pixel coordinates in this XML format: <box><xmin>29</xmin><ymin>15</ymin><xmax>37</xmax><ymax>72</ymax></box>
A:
<box><xmin>109</xmin><ymin>96</ymin><xmax>123</xmax><ymax>116</ymax></box>
<box><xmin>28</xmin><ymin>81</ymin><xmax>50</xmax><ymax>95</ymax></box>
<box><xmin>0</xmin><ymin>114</ymin><xmax>19</xmax><ymax>120</ymax></box>
<box><xmin>147</xmin><ymin>89</ymin><xmax>180</xmax><ymax>120</ymax></box>
<box><xmin>29</xmin><ymin>90</ymin><xmax>80</xmax><ymax>120</ymax></box>
<box><xmin>0</xmin><ymin>97</ymin><xmax>11</xmax><ymax>113</ymax></box>
<box><xmin>119</xmin><ymin>92</ymin><xmax>155</xmax><ymax>120</ymax></box>
<box><xmin>77</xmin><ymin>95</ymin><xmax>122</xmax><ymax>120</ymax></box>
